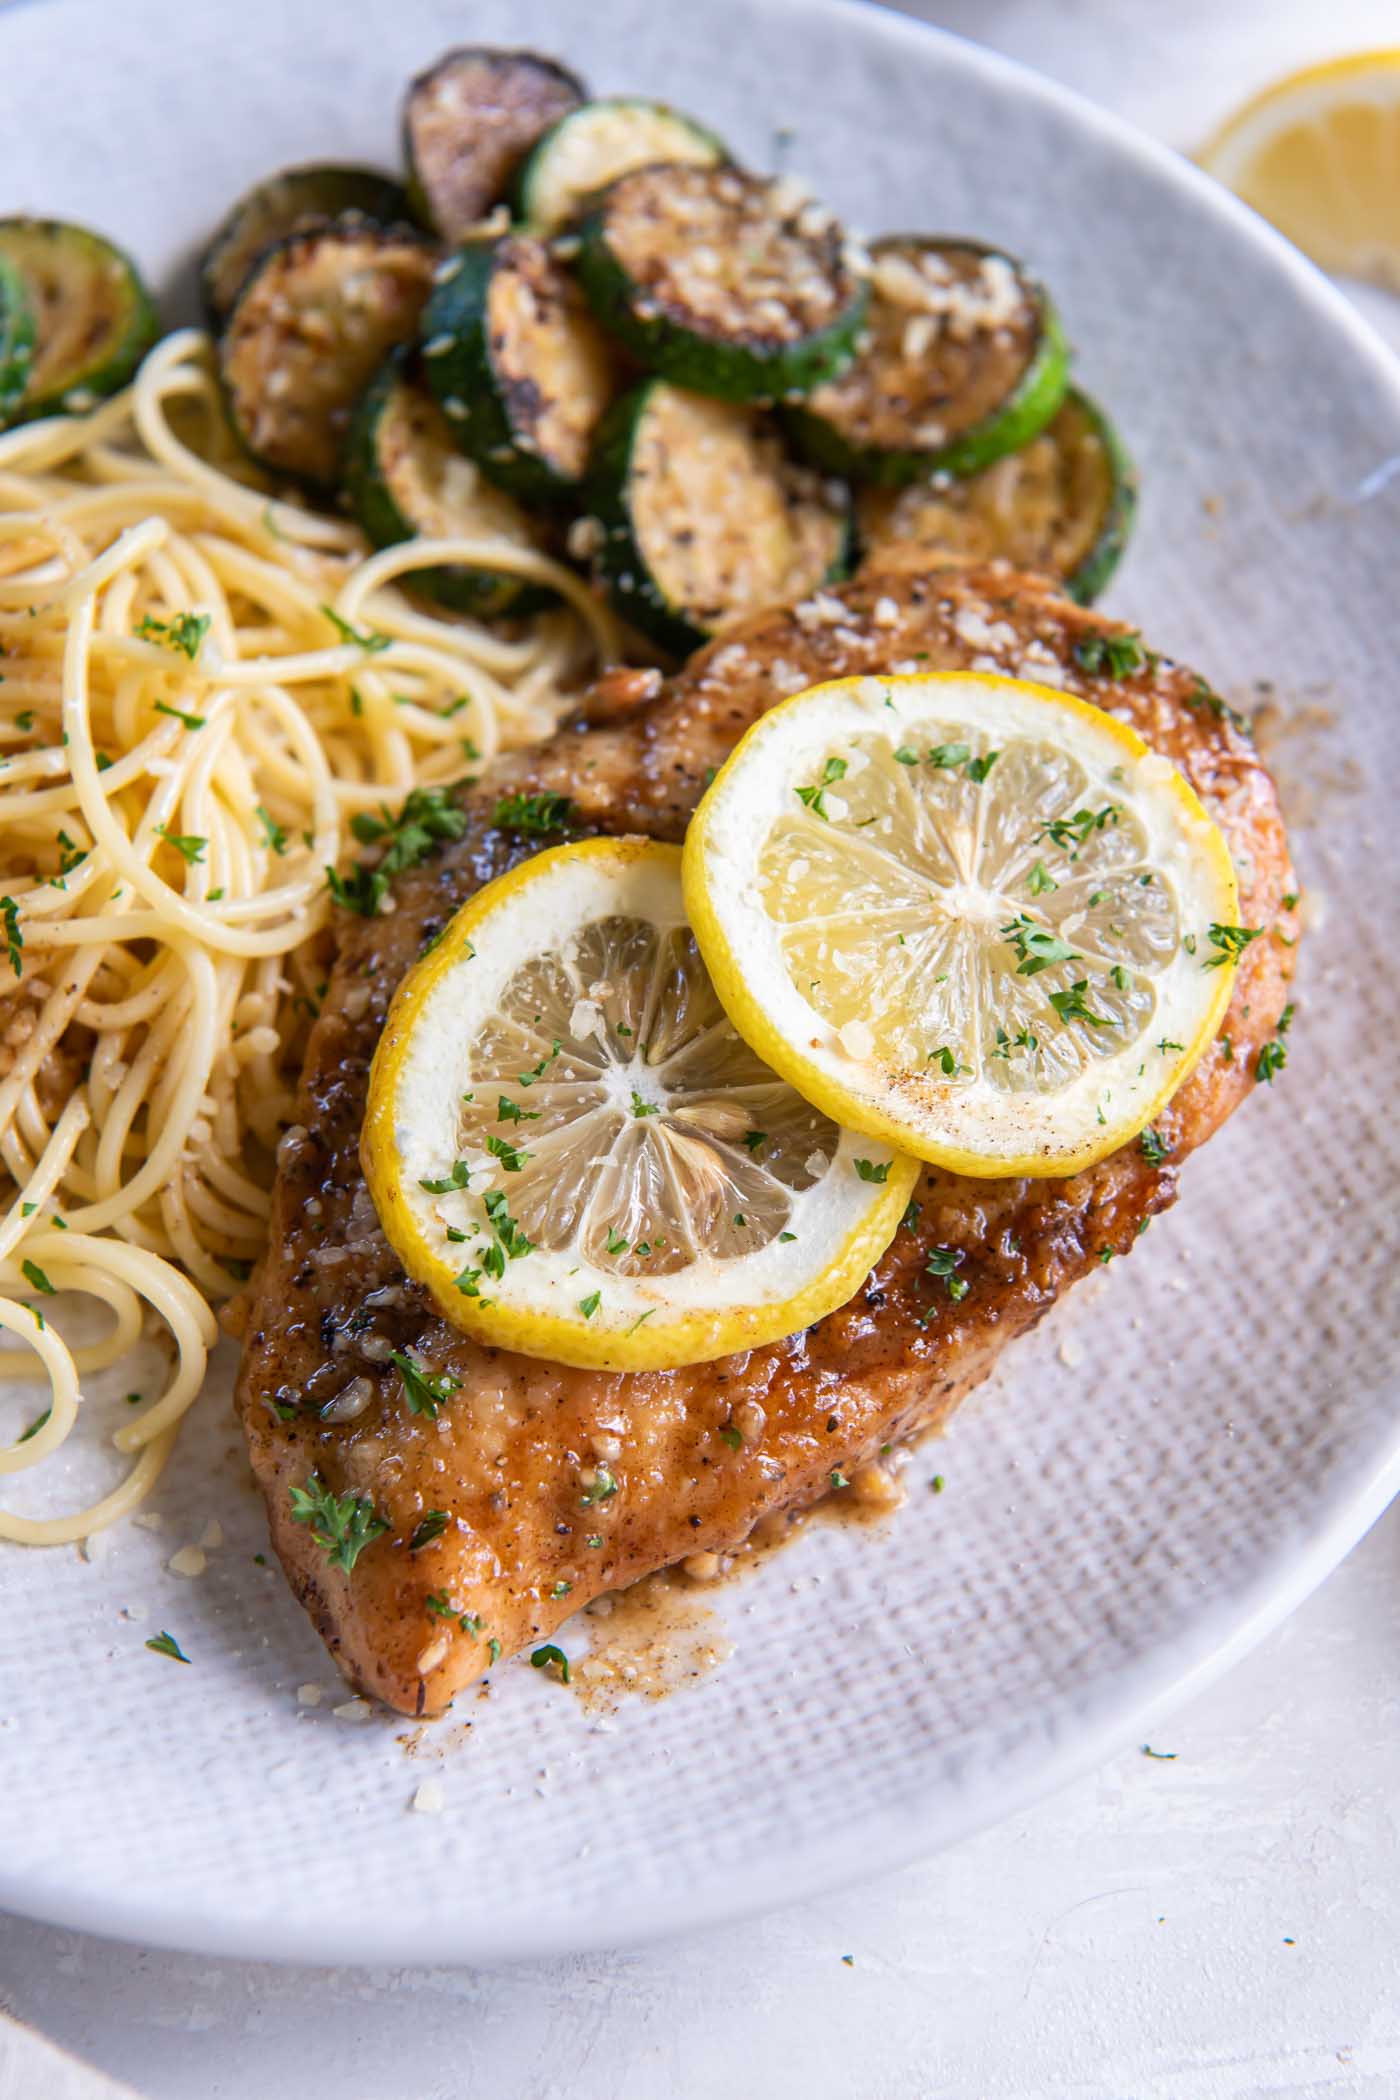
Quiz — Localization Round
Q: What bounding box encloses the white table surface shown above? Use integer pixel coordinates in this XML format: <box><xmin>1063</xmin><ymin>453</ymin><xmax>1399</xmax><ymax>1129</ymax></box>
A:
<box><xmin>3</xmin><ymin>2</ymin><xmax>1399</xmax><ymax>2094</ymax></box>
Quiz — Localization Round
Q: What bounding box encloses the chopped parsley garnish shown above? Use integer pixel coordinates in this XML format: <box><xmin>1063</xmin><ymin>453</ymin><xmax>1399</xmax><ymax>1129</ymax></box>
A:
<box><xmin>153</xmin><ymin>700</ymin><xmax>206</xmax><ymax>731</ymax></box>
<box><xmin>830</xmin><ymin>1469</ymin><xmax>849</xmax><ymax>1490</ymax></box>
<box><xmin>1</xmin><ymin>895</ymin><xmax>21</xmax><ymax>977</ymax></box>
<box><xmin>488</xmin><ymin>1637</ymin><xmax>502</xmax><ymax>1664</ymax></box>
<box><xmin>154</xmin><ymin>826</ymin><xmax>206</xmax><ymax>865</ymax></box>
<box><xmin>1282</xmin><ymin>892</ymin><xmax>1299</xmax><ymax>912</ymax></box>
<box><xmin>454</xmin><ymin>1265</ymin><xmax>483</xmax><ymax>1296</ymax></box>
<box><xmin>288</xmin><ymin>1473</ymin><xmax>389</xmax><ymax>1573</ymax></box>
<box><xmin>420</xmin><ymin>1159</ymin><xmax>470</xmax><ymax>1195</ymax></box>
<box><xmin>1278</xmin><ymin>1002</ymin><xmax>1295</xmax><ymax>1035</ymax></box>
<box><xmin>324</xmin><ymin>864</ymin><xmax>381</xmax><ymax>916</ymax></box>
<box><xmin>901</xmin><ymin>1200</ymin><xmax>922</xmax><ymax>1231</ymax></box>
<box><xmin>531</xmin><ymin>1644</ymin><xmax>570</xmax><ymax>1683</ymax></box>
<box><xmin>719</xmin><ymin>1425</ymin><xmax>743</xmax><ymax>1450</ymax></box>
<box><xmin>1185</xmin><ymin>673</ymin><xmax>1251</xmax><ymax>736</ymax></box>
<box><xmin>854</xmin><ymin>1158</ymin><xmax>889</xmax><ymax>1183</ymax></box>
<box><xmin>893</xmin><ymin>746</ymin><xmax>919</xmax><ymax>766</ymax></box>
<box><xmin>578</xmin><ymin>1290</ymin><xmax>601</xmax><ymax>1319</ymax></box>
<box><xmin>965</xmin><ymin>749</ymin><xmax>1000</xmax><ymax>784</ymax></box>
<box><xmin>15</xmin><ymin>710</ymin><xmax>34</xmax><ymax>731</ymax></box>
<box><xmin>605</xmin><ymin>1229</ymin><xmax>629</xmax><ymax>1255</ymax></box>
<box><xmin>1073</xmin><ymin>629</ymin><xmax>1146</xmax><ymax>679</ymax></box>
<box><xmin>518</xmin><ymin>1040</ymin><xmax>562</xmax><ymax>1087</ymax></box>
<box><xmin>1256</xmin><ymin>1038</ymin><xmax>1287</xmax><ymax>1084</ymax></box>
<box><xmin>927</xmin><ymin>741</ymin><xmax>971</xmax><ymax>770</ymax></box>
<box><xmin>485</xmin><ymin>1133</ymin><xmax>530</xmax><ymax>1172</ymax></box>
<box><xmin>999</xmin><ymin>915</ymin><xmax>1079</xmax><ymax>976</ymax></box>
<box><xmin>1048</xmin><ymin>980</ymin><xmax>1116</xmax><ymax>1028</ymax></box>
<box><xmin>388</xmin><ymin>1348</ymin><xmax>462</xmax><ymax>1419</ymax></box>
<box><xmin>255</xmin><ymin>805</ymin><xmax>288</xmax><ymax>854</ymax></box>
<box><xmin>409</xmin><ymin>1511</ymin><xmax>449</xmax><ymax>1551</ymax></box>
<box><xmin>1203</xmin><ymin>922</ymin><xmax>1261</xmax><ymax>968</ymax></box>
<box><xmin>55</xmin><ymin>829</ymin><xmax>87</xmax><ymax>877</ymax></box>
<box><xmin>496</xmin><ymin>1096</ymin><xmax>539</xmax><ymax>1124</ymax></box>
<box><xmin>145</xmin><ymin>1630</ymin><xmax>190</xmax><ymax>1664</ymax></box>
<box><xmin>483</xmin><ymin>1188</ymin><xmax>533</xmax><ymax>1259</ymax></box>
<box><xmin>337</xmin><ymin>786</ymin><xmax>469</xmax><ymax>914</ymax></box>
<box><xmin>1140</xmin><ymin>1126</ymin><xmax>1170</xmax><ymax>1166</ymax></box>
<box><xmin>1034</xmin><ymin>804</ymin><xmax>1121</xmax><ymax>854</ymax></box>
<box><xmin>137</xmin><ymin>610</ymin><xmax>210</xmax><ymax>660</ymax></box>
<box><xmin>492</xmin><ymin>790</ymin><xmax>574</xmax><ymax>834</ymax></box>
<box><xmin>742</xmin><ymin>1130</ymin><xmax>767</xmax><ymax>1154</ymax></box>
<box><xmin>629</xmin><ymin>1090</ymin><xmax>660</xmax><ymax>1118</ymax></box>
<box><xmin>1026</xmin><ymin>860</ymin><xmax>1057</xmax><ymax>895</ymax></box>
<box><xmin>795</xmin><ymin>754</ymin><xmax>847</xmax><ymax>820</ymax></box>
<box><xmin>21</xmin><ymin>1259</ymin><xmax>54</xmax><ymax>1295</ymax></box>
<box><xmin>1110</xmin><ymin>964</ymin><xmax>1132</xmax><ymax>991</ymax></box>
<box><xmin>321</xmin><ymin>604</ymin><xmax>391</xmax><ymax>652</ymax></box>
<box><xmin>927</xmin><ymin>1045</ymin><xmax>966</xmax><ymax>1076</ymax></box>
<box><xmin>580</xmin><ymin>1467</ymin><xmax>617</xmax><ymax>1506</ymax></box>
<box><xmin>926</xmin><ymin>1246</ymin><xmax>966</xmax><ymax>1300</ymax></box>
<box><xmin>779</xmin><ymin>1230</ymin><xmax>797</xmax><ymax>1243</ymax></box>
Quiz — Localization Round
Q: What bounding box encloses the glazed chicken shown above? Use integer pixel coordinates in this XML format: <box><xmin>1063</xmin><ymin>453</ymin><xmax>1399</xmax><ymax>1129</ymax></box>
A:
<box><xmin>229</xmin><ymin>555</ymin><xmax>1295</xmax><ymax>1714</ymax></box>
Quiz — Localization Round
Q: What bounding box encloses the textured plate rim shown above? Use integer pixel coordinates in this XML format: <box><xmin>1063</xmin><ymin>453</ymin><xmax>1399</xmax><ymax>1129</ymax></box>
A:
<box><xmin>2</xmin><ymin>0</ymin><xmax>1398</xmax><ymax>1966</ymax></box>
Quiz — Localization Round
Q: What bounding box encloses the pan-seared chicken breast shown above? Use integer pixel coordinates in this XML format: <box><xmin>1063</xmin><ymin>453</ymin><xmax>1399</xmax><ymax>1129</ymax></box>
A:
<box><xmin>229</xmin><ymin>557</ymin><xmax>1296</xmax><ymax>1715</ymax></box>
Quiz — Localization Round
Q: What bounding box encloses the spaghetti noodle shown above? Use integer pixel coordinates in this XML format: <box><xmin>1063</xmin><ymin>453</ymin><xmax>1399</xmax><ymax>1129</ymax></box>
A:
<box><xmin>0</xmin><ymin>329</ymin><xmax>619</xmax><ymax>1544</ymax></box>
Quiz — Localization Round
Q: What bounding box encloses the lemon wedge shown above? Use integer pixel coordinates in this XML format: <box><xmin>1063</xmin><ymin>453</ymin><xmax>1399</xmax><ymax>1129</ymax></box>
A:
<box><xmin>362</xmin><ymin>836</ymin><xmax>916</xmax><ymax>1369</ymax></box>
<box><xmin>1198</xmin><ymin>50</ymin><xmax>1400</xmax><ymax>288</ymax></box>
<box><xmin>683</xmin><ymin>673</ymin><xmax>1241</xmax><ymax>1178</ymax></box>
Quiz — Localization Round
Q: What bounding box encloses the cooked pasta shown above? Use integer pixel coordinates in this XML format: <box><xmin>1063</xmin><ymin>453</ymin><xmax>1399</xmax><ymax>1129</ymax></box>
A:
<box><xmin>0</xmin><ymin>328</ymin><xmax>619</xmax><ymax>1543</ymax></box>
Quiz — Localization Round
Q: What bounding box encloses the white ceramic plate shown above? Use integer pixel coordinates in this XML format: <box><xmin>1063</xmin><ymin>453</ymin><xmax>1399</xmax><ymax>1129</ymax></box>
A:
<box><xmin>2</xmin><ymin>0</ymin><xmax>1398</xmax><ymax>1968</ymax></box>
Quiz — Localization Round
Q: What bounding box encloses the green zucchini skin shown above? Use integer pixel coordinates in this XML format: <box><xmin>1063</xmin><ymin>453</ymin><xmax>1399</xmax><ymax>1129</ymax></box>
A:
<box><xmin>1060</xmin><ymin>388</ymin><xmax>1137</xmax><ymax>604</ymax></box>
<box><xmin>513</xmin><ymin>97</ymin><xmax>728</xmax><ymax>234</ymax></box>
<box><xmin>0</xmin><ymin>257</ymin><xmax>36</xmax><ymax>427</ymax></box>
<box><xmin>343</xmin><ymin>355</ymin><xmax>554</xmax><ymax>617</ymax></box>
<box><xmin>586</xmin><ymin>380</ymin><xmax>853</xmax><ymax>657</ymax></box>
<box><xmin>402</xmin><ymin>47</ymin><xmax>586</xmax><ymax>242</ymax></box>
<box><xmin>784</xmin><ymin>237</ymin><xmax>1069</xmax><ymax>487</ymax></box>
<box><xmin>0</xmin><ymin>220</ymin><xmax>156</xmax><ymax>419</ymax></box>
<box><xmin>855</xmin><ymin>385</ymin><xmax>1137</xmax><ymax>604</ymax></box>
<box><xmin>420</xmin><ymin>235</ymin><xmax>615</xmax><ymax>502</ymax></box>
<box><xmin>574</xmin><ymin>168</ymin><xmax>869</xmax><ymax>404</ymax></box>
<box><xmin>200</xmin><ymin>165</ymin><xmax>410</xmax><ymax>327</ymax></box>
<box><xmin>220</xmin><ymin>222</ymin><xmax>437</xmax><ymax>490</ymax></box>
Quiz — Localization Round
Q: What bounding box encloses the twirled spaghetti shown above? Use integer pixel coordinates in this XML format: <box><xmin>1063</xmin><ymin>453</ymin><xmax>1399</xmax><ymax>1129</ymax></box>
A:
<box><xmin>0</xmin><ymin>329</ymin><xmax>619</xmax><ymax>1543</ymax></box>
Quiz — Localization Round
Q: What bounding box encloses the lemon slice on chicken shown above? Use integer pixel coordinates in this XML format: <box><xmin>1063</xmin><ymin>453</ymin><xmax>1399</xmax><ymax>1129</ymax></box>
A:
<box><xmin>362</xmin><ymin>837</ymin><xmax>916</xmax><ymax>1370</ymax></box>
<box><xmin>683</xmin><ymin>673</ymin><xmax>1241</xmax><ymax>1178</ymax></box>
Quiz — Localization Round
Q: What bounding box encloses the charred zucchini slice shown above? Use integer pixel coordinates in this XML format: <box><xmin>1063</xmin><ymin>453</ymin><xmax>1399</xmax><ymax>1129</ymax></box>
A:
<box><xmin>587</xmin><ymin>379</ymin><xmax>853</xmax><ymax>655</ymax></box>
<box><xmin>344</xmin><ymin>357</ymin><xmax>555</xmax><ymax>617</ymax></box>
<box><xmin>577</xmin><ymin>165</ymin><xmax>868</xmax><ymax>403</ymax></box>
<box><xmin>859</xmin><ymin>387</ymin><xmax>1136</xmax><ymax>604</ymax></box>
<box><xmin>403</xmin><ymin>47</ymin><xmax>585</xmax><ymax>242</ymax></box>
<box><xmin>0</xmin><ymin>258</ymin><xmax>36</xmax><ymax>427</ymax></box>
<box><xmin>220</xmin><ymin>223</ymin><xmax>436</xmax><ymax>488</ymax></box>
<box><xmin>200</xmin><ymin>165</ymin><xmax>410</xmax><ymax>327</ymax></box>
<box><xmin>785</xmin><ymin>236</ymin><xmax>1068</xmax><ymax>487</ymax></box>
<box><xmin>421</xmin><ymin>232</ymin><xmax>616</xmax><ymax>500</ymax></box>
<box><xmin>515</xmin><ymin>97</ymin><xmax>727</xmax><ymax>235</ymax></box>
<box><xmin>0</xmin><ymin>220</ymin><xmax>156</xmax><ymax>419</ymax></box>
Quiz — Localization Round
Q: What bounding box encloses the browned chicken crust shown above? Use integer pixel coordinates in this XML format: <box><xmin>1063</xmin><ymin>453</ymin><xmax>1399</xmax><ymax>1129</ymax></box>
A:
<box><xmin>231</xmin><ymin>557</ymin><xmax>1297</xmax><ymax>1715</ymax></box>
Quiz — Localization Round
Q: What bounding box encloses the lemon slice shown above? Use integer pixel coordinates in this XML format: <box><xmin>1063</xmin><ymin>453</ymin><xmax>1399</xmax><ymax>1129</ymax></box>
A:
<box><xmin>362</xmin><ymin>837</ymin><xmax>916</xmax><ymax>1369</ymax></box>
<box><xmin>1198</xmin><ymin>50</ymin><xmax>1400</xmax><ymax>287</ymax></box>
<box><xmin>683</xmin><ymin>673</ymin><xmax>1240</xmax><ymax>1178</ymax></box>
